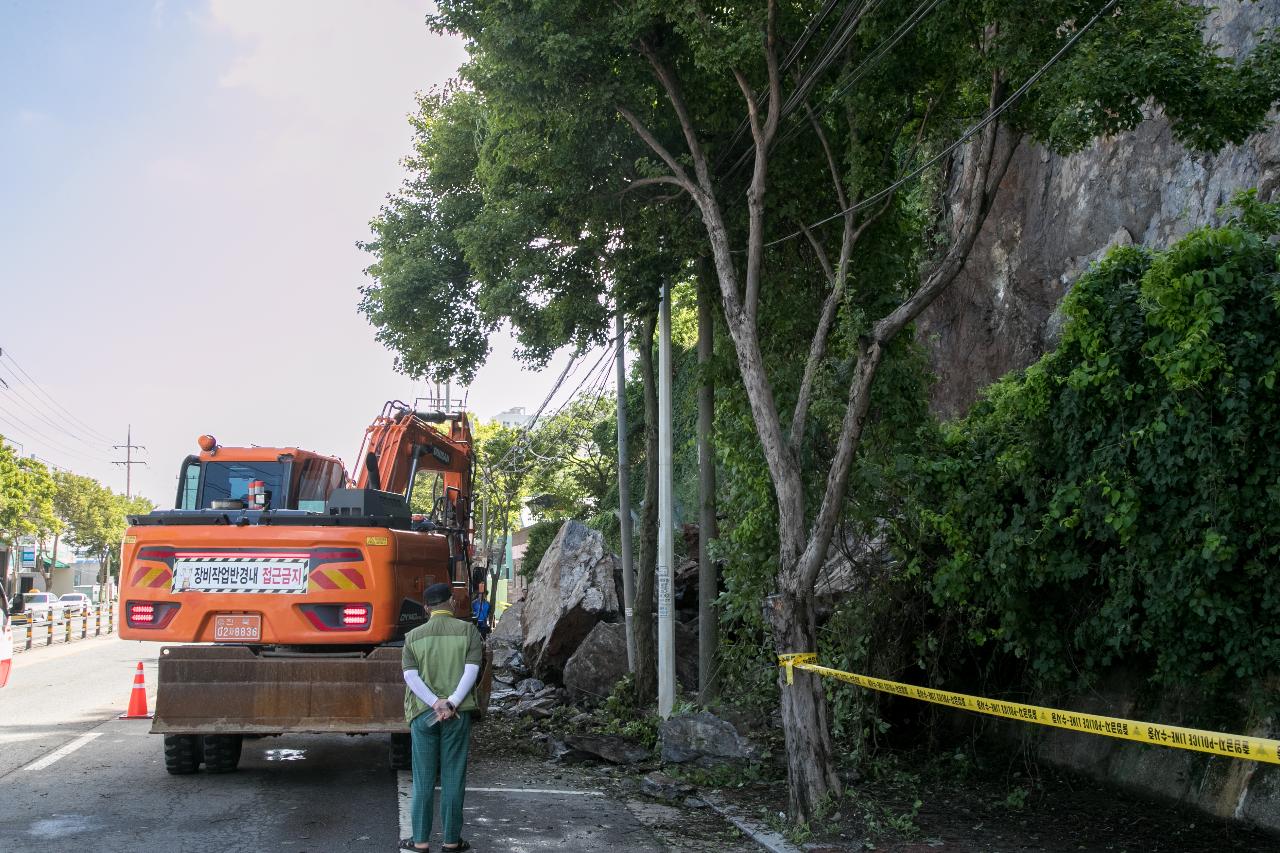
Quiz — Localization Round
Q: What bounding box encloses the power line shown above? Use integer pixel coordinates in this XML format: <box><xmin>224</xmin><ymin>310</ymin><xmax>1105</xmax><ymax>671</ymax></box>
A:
<box><xmin>0</xmin><ymin>349</ymin><xmax>115</xmax><ymax>444</ymax></box>
<box><xmin>762</xmin><ymin>0</ymin><xmax>1121</xmax><ymax>249</ymax></box>
<box><xmin>715</xmin><ymin>0</ymin><xmax>848</xmax><ymax>169</ymax></box>
<box><xmin>0</xmin><ymin>410</ymin><xmax>109</xmax><ymax>467</ymax></box>
<box><xmin>481</xmin><ymin>338</ymin><xmax>620</xmax><ymax>485</ymax></box>
<box><xmin>718</xmin><ymin>0</ymin><xmax>882</xmax><ymax>176</ymax></box>
<box><xmin>0</xmin><ymin>361</ymin><xmax>113</xmax><ymax>456</ymax></box>
<box><xmin>723</xmin><ymin>0</ymin><xmax>941</xmax><ymax>180</ymax></box>
<box><xmin>771</xmin><ymin>0</ymin><xmax>947</xmax><ymax>154</ymax></box>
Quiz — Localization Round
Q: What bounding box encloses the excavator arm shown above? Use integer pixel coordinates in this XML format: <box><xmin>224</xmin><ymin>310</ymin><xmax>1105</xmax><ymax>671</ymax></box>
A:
<box><xmin>355</xmin><ymin>400</ymin><xmax>474</xmax><ymax>533</ymax></box>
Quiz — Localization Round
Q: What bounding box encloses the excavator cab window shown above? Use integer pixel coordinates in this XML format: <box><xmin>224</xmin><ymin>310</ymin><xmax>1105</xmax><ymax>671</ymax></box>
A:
<box><xmin>200</xmin><ymin>462</ymin><xmax>289</xmax><ymax>510</ymax></box>
<box><xmin>295</xmin><ymin>459</ymin><xmax>344</xmax><ymax>513</ymax></box>
<box><xmin>177</xmin><ymin>457</ymin><xmax>201</xmax><ymax>510</ymax></box>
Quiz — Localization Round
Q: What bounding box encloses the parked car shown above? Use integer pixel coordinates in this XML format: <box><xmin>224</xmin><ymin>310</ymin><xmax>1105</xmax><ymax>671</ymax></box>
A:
<box><xmin>58</xmin><ymin>593</ymin><xmax>92</xmax><ymax>616</ymax></box>
<box><xmin>21</xmin><ymin>592</ymin><xmax>65</xmax><ymax>621</ymax></box>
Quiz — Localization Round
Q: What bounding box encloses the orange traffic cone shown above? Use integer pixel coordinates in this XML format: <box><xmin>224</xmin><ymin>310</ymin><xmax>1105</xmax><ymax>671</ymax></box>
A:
<box><xmin>118</xmin><ymin>662</ymin><xmax>152</xmax><ymax>719</ymax></box>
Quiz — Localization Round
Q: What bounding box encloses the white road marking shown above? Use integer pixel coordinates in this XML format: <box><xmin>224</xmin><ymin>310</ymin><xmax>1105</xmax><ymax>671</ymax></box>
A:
<box><xmin>398</xmin><ymin>769</ymin><xmax>413</xmax><ymax>842</ymax></box>
<box><xmin>466</xmin><ymin>787</ymin><xmax>604</xmax><ymax>795</ymax></box>
<box><xmin>396</xmin><ymin>769</ymin><xmax>607</xmax><ymax>842</ymax></box>
<box><xmin>19</xmin><ymin>732</ymin><xmax>102</xmax><ymax>772</ymax></box>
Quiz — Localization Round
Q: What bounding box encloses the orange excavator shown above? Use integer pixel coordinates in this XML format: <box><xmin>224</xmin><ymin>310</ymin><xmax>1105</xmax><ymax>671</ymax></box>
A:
<box><xmin>118</xmin><ymin>401</ymin><xmax>485</xmax><ymax>774</ymax></box>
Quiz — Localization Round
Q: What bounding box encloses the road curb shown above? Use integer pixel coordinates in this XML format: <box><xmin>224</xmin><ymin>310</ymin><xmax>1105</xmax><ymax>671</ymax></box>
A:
<box><xmin>702</xmin><ymin>792</ymin><xmax>804</xmax><ymax>853</ymax></box>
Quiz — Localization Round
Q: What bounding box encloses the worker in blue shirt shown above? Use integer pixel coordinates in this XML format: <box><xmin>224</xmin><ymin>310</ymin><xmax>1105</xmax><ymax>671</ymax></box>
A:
<box><xmin>471</xmin><ymin>582</ymin><xmax>492</xmax><ymax>639</ymax></box>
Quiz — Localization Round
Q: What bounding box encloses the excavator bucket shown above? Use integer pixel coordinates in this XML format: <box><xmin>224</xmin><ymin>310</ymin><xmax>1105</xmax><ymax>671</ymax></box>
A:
<box><xmin>151</xmin><ymin>645</ymin><xmax>409</xmax><ymax>735</ymax></box>
<box><xmin>150</xmin><ymin>644</ymin><xmax>494</xmax><ymax>735</ymax></box>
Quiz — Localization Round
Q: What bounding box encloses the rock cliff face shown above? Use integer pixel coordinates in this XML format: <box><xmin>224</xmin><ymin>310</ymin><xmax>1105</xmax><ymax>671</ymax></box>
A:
<box><xmin>919</xmin><ymin>0</ymin><xmax>1280</xmax><ymax>418</ymax></box>
<box><xmin>913</xmin><ymin>2</ymin><xmax>1280</xmax><ymax>833</ymax></box>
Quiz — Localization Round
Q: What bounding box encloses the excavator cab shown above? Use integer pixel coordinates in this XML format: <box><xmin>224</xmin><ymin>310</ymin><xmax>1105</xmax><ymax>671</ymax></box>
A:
<box><xmin>174</xmin><ymin>448</ymin><xmax>346</xmax><ymax>513</ymax></box>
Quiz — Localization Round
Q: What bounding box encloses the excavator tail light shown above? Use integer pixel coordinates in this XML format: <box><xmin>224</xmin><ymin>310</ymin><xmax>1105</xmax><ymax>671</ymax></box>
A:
<box><xmin>300</xmin><ymin>603</ymin><xmax>371</xmax><ymax>631</ymax></box>
<box><xmin>126</xmin><ymin>601</ymin><xmax>180</xmax><ymax>628</ymax></box>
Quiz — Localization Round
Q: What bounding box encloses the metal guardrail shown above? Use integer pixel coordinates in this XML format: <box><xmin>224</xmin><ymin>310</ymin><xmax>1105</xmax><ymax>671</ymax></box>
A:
<box><xmin>11</xmin><ymin>606</ymin><xmax>116</xmax><ymax>653</ymax></box>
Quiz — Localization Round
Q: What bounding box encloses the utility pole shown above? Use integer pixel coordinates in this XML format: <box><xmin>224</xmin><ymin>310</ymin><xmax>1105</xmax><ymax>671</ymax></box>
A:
<box><xmin>657</xmin><ymin>283</ymin><xmax>676</xmax><ymax>718</ymax></box>
<box><xmin>615</xmin><ymin>305</ymin><xmax>637</xmax><ymax>673</ymax></box>
<box><xmin>112</xmin><ymin>424</ymin><xmax>146</xmax><ymax>498</ymax></box>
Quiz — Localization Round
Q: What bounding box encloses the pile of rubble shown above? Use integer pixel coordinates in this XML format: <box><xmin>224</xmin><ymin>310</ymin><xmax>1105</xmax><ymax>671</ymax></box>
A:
<box><xmin>483</xmin><ymin>519</ymin><xmax>772</xmax><ymax>807</ymax></box>
<box><xmin>487</xmin><ymin>518</ymin><xmax>702</xmax><ymax>718</ymax></box>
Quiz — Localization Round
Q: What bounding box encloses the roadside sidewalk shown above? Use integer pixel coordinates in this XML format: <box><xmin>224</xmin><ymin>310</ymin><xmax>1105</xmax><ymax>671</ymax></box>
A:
<box><xmin>402</xmin><ymin>725</ymin><xmax>760</xmax><ymax>852</ymax></box>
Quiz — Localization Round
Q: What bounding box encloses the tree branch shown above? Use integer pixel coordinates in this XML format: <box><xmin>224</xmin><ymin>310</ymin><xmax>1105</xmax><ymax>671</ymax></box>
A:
<box><xmin>788</xmin><ymin>192</ymin><xmax>893</xmax><ymax>456</ymax></box>
<box><xmin>637</xmin><ymin>41</ymin><xmax>716</xmax><ymax>195</ymax></box>
<box><xmin>615</xmin><ymin>104</ymin><xmax>697</xmax><ymax>194</ymax></box>
<box><xmin>794</xmin><ymin>75</ymin><xmax>1014</xmax><ymax>594</ymax></box>
<box><xmin>743</xmin><ymin>0</ymin><xmax>782</xmax><ymax>326</ymax></box>
<box><xmin>804</xmin><ymin>101</ymin><xmax>847</xmax><ymax>212</ymax></box>
<box><xmin>622</xmin><ymin>175</ymin><xmax>692</xmax><ymax>195</ymax></box>
<box><xmin>797</xmin><ymin>339</ymin><xmax>884</xmax><ymax>592</ymax></box>
<box><xmin>874</xmin><ymin>76</ymin><xmax>1009</xmax><ymax>343</ymax></box>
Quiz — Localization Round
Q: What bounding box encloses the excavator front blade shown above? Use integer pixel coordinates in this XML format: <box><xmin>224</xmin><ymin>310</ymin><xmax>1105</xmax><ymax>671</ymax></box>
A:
<box><xmin>150</xmin><ymin>645</ymin><xmax>409</xmax><ymax>735</ymax></box>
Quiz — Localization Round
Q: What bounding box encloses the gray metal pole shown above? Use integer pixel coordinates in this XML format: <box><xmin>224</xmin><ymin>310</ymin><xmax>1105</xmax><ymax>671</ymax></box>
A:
<box><xmin>615</xmin><ymin>307</ymin><xmax>637</xmax><ymax>673</ymax></box>
<box><xmin>657</xmin><ymin>283</ymin><xmax>676</xmax><ymax>718</ymax></box>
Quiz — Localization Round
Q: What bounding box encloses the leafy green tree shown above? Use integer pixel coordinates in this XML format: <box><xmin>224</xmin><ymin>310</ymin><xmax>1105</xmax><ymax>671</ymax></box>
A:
<box><xmin>361</xmin><ymin>76</ymin><xmax>693</xmax><ymax>702</ymax></box>
<box><xmin>526</xmin><ymin>396</ymin><xmax>618</xmax><ymax>519</ymax></box>
<box><xmin>0</xmin><ymin>440</ymin><xmax>32</xmax><ymax>548</ymax></box>
<box><xmin>49</xmin><ymin>472</ymin><xmax>150</xmax><ymax>593</ymax></box>
<box><xmin>472</xmin><ymin>419</ymin><xmax>530</xmax><ymax>565</ymax></box>
<box><xmin>428</xmin><ymin>0</ymin><xmax>1280</xmax><ymax>818</ymax></box>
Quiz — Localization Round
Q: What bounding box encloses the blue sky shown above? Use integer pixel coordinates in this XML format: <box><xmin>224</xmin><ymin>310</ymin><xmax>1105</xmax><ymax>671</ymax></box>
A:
<box><xmin>0</xmin><ymin>1</ymin><xmax>589</xmax><ymax>503</ymax></box>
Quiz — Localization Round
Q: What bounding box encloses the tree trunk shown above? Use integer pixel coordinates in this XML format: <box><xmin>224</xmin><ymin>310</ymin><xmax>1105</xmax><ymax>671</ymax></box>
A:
<box><xmin>696</xmin><ymin>260</ymin><xmax>719</xmax><ymax>704</ymax></box>
<box><xmin>633</xmin><ymin>311</ymin><xmax>660</xmax><ymax>703</ymax></box>
<box><xmin>767</xmin><ymin>589</ymin><xmax>842</xmax><ymax>817</ymax></box>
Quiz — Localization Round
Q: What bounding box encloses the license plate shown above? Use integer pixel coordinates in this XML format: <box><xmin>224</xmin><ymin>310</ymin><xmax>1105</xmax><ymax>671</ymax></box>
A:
<box><xmin>172</xmin><ymin>556</ymin><xmax>309</xmax><ymax>594</ymax></box>
<box><xmin>213</xmin><ymin>614</ymin><xmax>261</xmax><ymax>642</ymax></box>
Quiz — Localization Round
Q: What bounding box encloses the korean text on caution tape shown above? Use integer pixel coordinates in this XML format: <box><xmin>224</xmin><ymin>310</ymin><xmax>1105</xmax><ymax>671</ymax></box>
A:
<box><xmin>777</xmin><ymin>653</ymin><xmax>1278</xmax><ymax>765</ymax></box>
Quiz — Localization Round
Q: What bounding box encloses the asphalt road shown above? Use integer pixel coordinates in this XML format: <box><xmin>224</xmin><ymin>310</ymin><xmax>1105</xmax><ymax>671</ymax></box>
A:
<box><xmin>0</xmin><ymin>636</ymin><xmax>733</xmax><ymax>853</ymax></box>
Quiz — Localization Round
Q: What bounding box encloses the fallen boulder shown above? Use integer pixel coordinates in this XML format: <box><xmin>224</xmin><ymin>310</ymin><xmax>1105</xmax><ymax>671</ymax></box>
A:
<box><xmin>507</xmin><ymin>695</ymin><xmax>559</xmax><ymax>719</ymax></box>
<box><xmin>563</xmin><ymin>733</ymin><xmax>651</xmax><ymax>765</ymax></box>
<box><xmin>491</xmin><ymin>600</ymin><xmax>524</xmax><ymax>644</ymax></box>
<box><xmin>547</xmin><ymin>736</ymin><xmax>593</xmax><ymax>764</ymax></box>
<box><xmin>660</xmin><ymin>711</ymin><xmax>760</xmax><ymax>765</ymax></box>
<box><xmin>562</xmin><ymin>621</ymin><xmax>701</xmax><ymax>700</ymax></box>
<box><xmin>521</xmin><ymin>520</ymin><xmax>621</xmax><ymax>678</ymax></box>
<box><xmin>563</xmin><ymin>622</ymin><xmax>629</xmax><ymax>699</ymax></box>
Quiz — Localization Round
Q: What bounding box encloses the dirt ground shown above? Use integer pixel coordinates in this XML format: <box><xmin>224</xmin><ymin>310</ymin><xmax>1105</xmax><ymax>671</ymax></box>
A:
<box><xmin>703</xmin><ymin>749</ymin><xmax>1278</xmax><ymax>852</ymax></box>
<box><xmin>471</xmin><ymin>719</ymin><xmax>760</xmax><ymax>852</ymax></box>
<box><xmin>478</xmin><ymin>714</ymin><xmax>1278</xmax><ymax>853</ymax></box>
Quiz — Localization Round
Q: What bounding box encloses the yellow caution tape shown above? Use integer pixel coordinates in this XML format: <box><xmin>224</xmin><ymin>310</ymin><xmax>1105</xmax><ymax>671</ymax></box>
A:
<box><xmin>778</xmin><ymin>653</ymin><xmax>1279</xmax><ymax>765</ymax></box>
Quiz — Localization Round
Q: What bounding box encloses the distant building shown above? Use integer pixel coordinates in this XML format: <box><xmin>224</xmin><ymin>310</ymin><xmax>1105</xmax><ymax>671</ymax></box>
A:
<box><xmin>12</xmin><ymin>535</ymin><xmax>77</xmax><ymax>595</ymax></box>
<box><xmin>493</xmin><ymin>406</ymin><xmax>532</xmax><ymax>429</ymax></box>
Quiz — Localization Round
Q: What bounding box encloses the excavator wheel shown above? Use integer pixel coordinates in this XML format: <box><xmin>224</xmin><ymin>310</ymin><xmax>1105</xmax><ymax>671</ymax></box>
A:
<box><xmin>202</xmin><ymin>734</ymin><xmax>243</xmax><ymax>773</ymax></box>
<box><xmin>163</xmin><ymin>735</ymin><xmax>201</xmax><ymax>775</ymax></box>
<box><xmin>389</xmin><ymin>733</ymin><xmax>412</xmax><ymax>770</ymax></box>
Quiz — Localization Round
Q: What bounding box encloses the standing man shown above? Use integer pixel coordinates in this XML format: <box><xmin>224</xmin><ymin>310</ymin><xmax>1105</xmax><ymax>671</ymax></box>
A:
<box><xmin>471</xmin><ymin>581</ymin><xmax>492</xmax><ymax>640</ymax></box>
<box><xmin>401</xmin><ymin>583</ymin><xmax>483</xmax><ymax>852</ymax></box>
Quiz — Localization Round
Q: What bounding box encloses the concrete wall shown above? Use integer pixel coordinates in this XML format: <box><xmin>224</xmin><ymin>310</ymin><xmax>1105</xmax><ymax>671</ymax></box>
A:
<box><xmin>1011</xmin><ymin>675</ymin><xmax>1279</xmax><ymax>834</ymax></box>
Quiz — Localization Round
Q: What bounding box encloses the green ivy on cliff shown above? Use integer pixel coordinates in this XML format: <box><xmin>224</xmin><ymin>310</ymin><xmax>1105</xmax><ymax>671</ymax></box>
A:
<box><xmin>906</xmin><ymin>192</ymin><xmax>1280</xmax><ymax>691</ymax></box>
